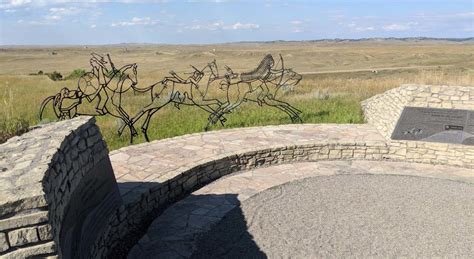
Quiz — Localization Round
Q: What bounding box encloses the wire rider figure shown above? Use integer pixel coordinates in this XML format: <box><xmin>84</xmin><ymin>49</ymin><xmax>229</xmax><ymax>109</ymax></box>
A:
<box><xmin>88</xmin><ymin>53</ymin><xmax>116</xmax><ymax>115</ymax></box>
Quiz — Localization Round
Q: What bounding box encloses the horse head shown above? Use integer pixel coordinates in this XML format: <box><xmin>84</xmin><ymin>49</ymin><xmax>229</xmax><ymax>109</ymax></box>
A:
<box><xmin>120</xmin><ymin>63</ymin><xmax>138</xmax><ymax>86</ymax></box>
<box><xmin>280</xmin><ymin>68</ymin><xmax>302</xmax><ymax>87</ymax></box>
<box><xmin>130</xmin><ymin>63</ymin><xmax>138</xmax><ymax>85</ymax></box>
<box><xmin>206</xmin><ymin>59</ymin><xmax>219</xmax><ymax>81</ymax></box>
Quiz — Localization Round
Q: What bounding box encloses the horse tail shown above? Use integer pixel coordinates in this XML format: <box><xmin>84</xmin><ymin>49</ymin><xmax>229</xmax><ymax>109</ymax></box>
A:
<box><xmin>38</xmin><ymin>95</ymin><xmax>56</xmax><ymax>121</ymax></box>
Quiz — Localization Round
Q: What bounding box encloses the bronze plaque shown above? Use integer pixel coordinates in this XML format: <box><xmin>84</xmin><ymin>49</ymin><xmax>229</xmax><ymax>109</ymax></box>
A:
<box><xmin>391</xmin><ymin>107</ymin><xmax>474</xmax><ymax>145</ymax></box>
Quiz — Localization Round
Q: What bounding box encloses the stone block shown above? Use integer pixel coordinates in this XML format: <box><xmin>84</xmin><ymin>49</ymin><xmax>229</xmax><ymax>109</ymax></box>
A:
<box><xmin>0</xmin><ymin>211</ymin><xmax>48</xmax><ymax>231</ymax></box>
<box><xmin>37</xmin><ymin>224</ymin><xmax>53</xmax><ymax>241</ymax></box>
<box><xmin>341</xmin><ymin>150</ymin><xmax>354</xmax><ymax>158</ymax></box>
<box><xmin>0</xmin><ymin>232</ymin><xmax>9</xmax><ymax>253</ymax></box>
<box><xmin>328</xmin><ymin>150</ymin><xmax>342</xmax><ymax>159</ymax></box>
<box><xmin>8</xmin><ymin>226</ymin><xmax>39</xmax><ymax>247</ymax></box>
<box><xmin>78</xmin><ymin>139</ymin><xmax>87</xmax><ymax>151</ymax></box>
<box><xmin>2</xmin><ymin>241</ymin><xmax>55</xmax><ymax>258</ymax></box>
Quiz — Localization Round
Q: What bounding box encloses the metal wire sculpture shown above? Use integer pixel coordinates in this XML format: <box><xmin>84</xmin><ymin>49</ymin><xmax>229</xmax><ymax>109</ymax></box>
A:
<box><xmin>39</xmin><ymin>53</ymin><xmax>302</xmax><ymax>143</ymax></box>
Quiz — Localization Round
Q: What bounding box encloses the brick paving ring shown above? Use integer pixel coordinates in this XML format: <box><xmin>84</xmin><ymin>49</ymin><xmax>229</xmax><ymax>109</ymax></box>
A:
<box><xmin>128</xmin><ymin>161</ymin><xmax>474</xmax><ymax>258</ymax></box>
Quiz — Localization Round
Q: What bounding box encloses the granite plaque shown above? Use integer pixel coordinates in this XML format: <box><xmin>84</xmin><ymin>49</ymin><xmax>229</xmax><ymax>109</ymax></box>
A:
<box><xmin>59</xmin><ymin>158</ymin><xmax>122</xmax><ymax>258</ymax></box>
<box><xmin>392</xmin><ymin>107</ymin><xmax>474</xmax><ymax>145</ymax></box>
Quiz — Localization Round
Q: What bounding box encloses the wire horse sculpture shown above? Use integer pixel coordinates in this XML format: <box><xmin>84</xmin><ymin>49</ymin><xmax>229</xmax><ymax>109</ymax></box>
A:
<box><xmin>39</xmin><ymin>53</ymin><xmax>303</xmax><ymax>143</ymax></box>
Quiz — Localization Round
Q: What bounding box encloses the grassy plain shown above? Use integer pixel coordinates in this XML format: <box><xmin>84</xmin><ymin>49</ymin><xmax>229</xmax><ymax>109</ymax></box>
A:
<box><xmin>1</xmin><ymin>40</ymin><xmax>473</xmax><ymax>149</ymax></box>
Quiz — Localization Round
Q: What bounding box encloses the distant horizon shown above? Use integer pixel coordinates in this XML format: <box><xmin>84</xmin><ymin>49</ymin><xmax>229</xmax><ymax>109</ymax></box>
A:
<box><xmin>1</xmin><ymin>36</ymin><xmax>473</xmax><ymax>47</ymax></box>
<box><xmin>1</xmin><ymin>0</ymin><xmax>473</xmax><ymax>45</ymax></box>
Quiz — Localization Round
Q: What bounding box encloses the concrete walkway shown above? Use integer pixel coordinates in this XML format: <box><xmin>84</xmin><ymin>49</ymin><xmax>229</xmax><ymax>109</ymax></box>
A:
<box><xmin>128</xmin><ymin>160</ymin><xmax>474</xmax><ymax>258</ymax></box>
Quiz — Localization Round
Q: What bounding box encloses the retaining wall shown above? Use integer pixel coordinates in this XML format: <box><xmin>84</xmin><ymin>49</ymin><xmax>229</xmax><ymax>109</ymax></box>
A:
<box><xmin>362</xmin><ymin>84</ymin><xmax>474</xmax><ymax>168</ymax></box>
<box><xmin>0</xmin><ymin>117</ymin><xmax>120</xmax><ymax>258</ymax></box>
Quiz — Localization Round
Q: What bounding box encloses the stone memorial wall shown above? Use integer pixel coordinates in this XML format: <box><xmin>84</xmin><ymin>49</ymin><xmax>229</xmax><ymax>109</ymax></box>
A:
<box><xmin>0</xmin><ymin>117</ymin><xmax>121</xmax><ymax>258</ymax></box>
<box><xmin>362</xmin><ymin>84</ymin><xmax>474</xmax><ymax>168</ymax></box>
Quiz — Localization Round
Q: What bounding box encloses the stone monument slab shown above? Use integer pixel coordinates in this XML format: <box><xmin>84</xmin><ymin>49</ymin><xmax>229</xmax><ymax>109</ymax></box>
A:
<box><xmin>392</xmin><ymin>107</ymin><xmax>474</xmax><ymax>145</ymax></box>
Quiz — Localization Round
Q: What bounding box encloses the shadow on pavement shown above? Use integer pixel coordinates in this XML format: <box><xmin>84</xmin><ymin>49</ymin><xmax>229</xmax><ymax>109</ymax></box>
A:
<box><xmin>118</xmin><ymin>181</ymin><xmax>266</xmax><ymax>258</ymax></box>
<box><xmin>190</xmin><ymin>193</ymin><xmax>267</xmax><ymax>259</ymax></box>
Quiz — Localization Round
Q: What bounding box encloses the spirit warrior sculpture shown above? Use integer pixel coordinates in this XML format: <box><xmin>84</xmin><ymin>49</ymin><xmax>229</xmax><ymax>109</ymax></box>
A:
<box><xmin>39</xmin><ymin>53</ymin><xmax>302</xmax><ymax>143</ymax></box>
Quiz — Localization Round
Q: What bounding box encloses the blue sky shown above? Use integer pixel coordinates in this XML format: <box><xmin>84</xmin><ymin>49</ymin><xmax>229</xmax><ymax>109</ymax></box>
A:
<box><xmin>0</xmin><ymin>0</ymin><xmax>472</xmax><ymax>45</ymax></box>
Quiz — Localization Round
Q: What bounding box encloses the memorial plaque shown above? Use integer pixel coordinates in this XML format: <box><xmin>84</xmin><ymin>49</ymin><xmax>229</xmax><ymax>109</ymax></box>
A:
<box><xmin>392</xmin><ymin>107</ymin><xmax>474</xmax><ymax>145</ymax></box>
<box><xmin>59</xmin><ymin>158</ymin><xmax>123</xmax><ymax>258</ymax></box>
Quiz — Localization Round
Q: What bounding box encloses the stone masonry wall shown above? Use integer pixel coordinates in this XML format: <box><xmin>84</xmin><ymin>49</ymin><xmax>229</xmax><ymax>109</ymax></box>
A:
<box><xmin>362</xmin><ymin>84</ymin><xmax>474</xmax><ymax>168</ymax></box>
<box><xmin>104</xmin><ymin>141</ymin><xmax>390</xmax><ymax>257</ymax></box>
<box><xmin>0</xmin><ymin>117</ymin><xmax>114</xmax><ymax>258</ymax></box>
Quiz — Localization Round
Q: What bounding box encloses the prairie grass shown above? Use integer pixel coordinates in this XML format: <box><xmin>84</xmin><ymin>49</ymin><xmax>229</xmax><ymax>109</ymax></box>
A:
<box><xmin>0</xmin><ymin>41</ymin><xmax>473</xmax><ymax>149</ymax></box>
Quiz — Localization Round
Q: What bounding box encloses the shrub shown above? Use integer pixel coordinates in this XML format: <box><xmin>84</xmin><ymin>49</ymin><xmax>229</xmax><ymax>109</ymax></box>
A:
<box><xmin>0</xmin><ymin>118</ymin><xmax>29</xmax><ymax>144</ymax></box>
<box><xmin>65</xmin><ymin>69</ymin><xmax>86</xmax><ymax>80</ymax></box>
<box><xmin>46</xmin><ymin>71</ymin><xmax>63</xmax><ymax>81</ymax></box>
<box><xmin>28</xmin><ymin>70</ymin><xmax>44</xmax><ymax>76</ymax></box>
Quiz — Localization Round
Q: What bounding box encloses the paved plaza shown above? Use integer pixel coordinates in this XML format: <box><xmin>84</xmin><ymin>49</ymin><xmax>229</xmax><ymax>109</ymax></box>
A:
<box><xmin>128</xmin><ymin>161</ymin><xmax>474</xmax><ymax>258</ymax></box>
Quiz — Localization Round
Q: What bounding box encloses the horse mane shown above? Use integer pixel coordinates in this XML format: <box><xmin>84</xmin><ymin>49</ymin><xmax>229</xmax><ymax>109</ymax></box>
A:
<box><xmin>240</xmin><ymin>54</ymin><xmax>274</xmax><ymax>81</ymax></box>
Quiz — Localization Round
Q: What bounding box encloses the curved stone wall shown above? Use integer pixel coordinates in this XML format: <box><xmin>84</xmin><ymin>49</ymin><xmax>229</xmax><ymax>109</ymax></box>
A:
<box><xmin>362</xmin><ymin>84</ymin><xmax>474</xmax><ymax>168</ymax></box>
<box><xmin>108</xmin><ymin>135</ymin><xmax>389</xmax><ymax>256</ymax></box>
<box><xmin>362</xmin><ymin>84</ymin><xmax>474</xmax><ymax>139</ymax></box>
<box><xmin>0</xmin><ymin>117</ymin><xmax>117</xmax><ymax>258</ymax></box>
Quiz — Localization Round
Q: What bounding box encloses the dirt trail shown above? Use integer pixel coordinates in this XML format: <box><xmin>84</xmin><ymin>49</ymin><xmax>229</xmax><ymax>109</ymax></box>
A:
<box><xmin>300</xmin><ymin>64</ymin><xmax>454</xmax><ymax>75</ymax></box>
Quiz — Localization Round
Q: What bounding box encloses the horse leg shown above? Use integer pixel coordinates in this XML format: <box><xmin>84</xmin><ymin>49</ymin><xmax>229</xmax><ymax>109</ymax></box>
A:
<box><xmin>141</xmin><ymin>106</ymin><xmax>164</xmax><ymax>142</ymax></box>
<box><xmin>262</xmin><ymin>98</ymin><xmax>302</xmax><ymax>122</ymax></box>
<box><xmin>111</xmin><ymin>105</ymin><xmax>136</xmax><ymax>137</ymax></box>
<box><xmin>117</xmin><ymin>105</ymin><xmax>136</xmax><ymax>136</ymax></box>
<box><xmin>271</xmin><ymin>98</ymin><xmax>303</xmax><ymax>119</ymax></box>
<box><xmin>119</xmin><ymin>108</ymin><xmax>146</xmax><ymax>136</ymax></box>
<box><xmin>141</xmin><ymin>109</ymin><xmax>158</xmax><ymax>142</ymax></box>
<box><xmin>117</xmin><ymin>99</ymin><xmax>156</xmax><ymax>136</ymax></box>
<box><xmin>214</xmin><ymin>94</ymin><xmax>245</xmax><ymax>125</ymax></box>
<box><xmin>140</xmin><ymin>99</ymin><xmax>171</xmax><ymax>141</ymax></box>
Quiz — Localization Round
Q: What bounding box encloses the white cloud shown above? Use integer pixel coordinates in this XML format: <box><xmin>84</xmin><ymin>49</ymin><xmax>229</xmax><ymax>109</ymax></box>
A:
<box><xmin>4</xmin><ymin>9</ymin><xmax>16</xmax><ymax>12</ymax></box>
<box><xmin>1</xmin><ymin>0</ymin><xmax>168</xmax><ymax>9</ymax></box>
<box><xmin>224</xmin><ymin>22</ymin><xmax>259</xmax><ymax>30</ymax></box>
<box><xmin>290</xmin><ymin>20</ymin><xmax>303</xmax><ymax>25</ymax></box>
<box><xmin>185</xmin><ymin>21</ymin><xmax>222</xmax><ymax>30</ymax></box>
<box><xmin>49</xmin><ymin>7</ymin><xmax>81</xmax><ymax>16</ymax></box>
<box><xmin>90</xmin><ymin>24</ymin><xmax>96</xmax><ymax>28</ymax></box>
<box><xmin>8</xmin><ymin>0</ymin><xmax>31</xmax><ymax>6</ymax></box>
<box><xmin>355</xmin><ymin>26</ymin><xmax>375</xmax><ymax>32</ymax></box>
<box><xmin>382</xmin><ymin>23</ymin><xmax>414</xmax><ymax>31</ymax></box>
<box><xmin>452</xmin><ymin>12</ymin><xmax>474</xmax><ymax>18</ymax></box>
<box><xmin>45</xmin><ymin>15</ymin><xmax>61</xmax><ymax>20</ymax></box>
<box><xmin>111</xmin><ymin>17</ymin><xmax>159</xmax><ymax>27</ymax></box>
<box><xmin>185</xmin><ymin>21</ymin><xmax>259</xmax><ymax>30</ymax></box>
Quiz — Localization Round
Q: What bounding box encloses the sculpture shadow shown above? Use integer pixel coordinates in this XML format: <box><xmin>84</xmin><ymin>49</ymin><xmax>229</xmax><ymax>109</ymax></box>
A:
<box><xmin>117</xmin><ymin>182</ymin><xmax>267</xmax><ymax>259</ymax></box>
<box><xmin>190</xmin><ymin>193</ymin><xmax>267</xmax><ymax>259</ymax></box>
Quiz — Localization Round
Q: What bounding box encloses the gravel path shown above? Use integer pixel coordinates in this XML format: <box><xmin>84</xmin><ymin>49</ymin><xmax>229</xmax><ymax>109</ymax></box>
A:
<box><xmin>193</xmin><ymin>174</ymin><xmax>474</xmax><ymax>258</ymax></box>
